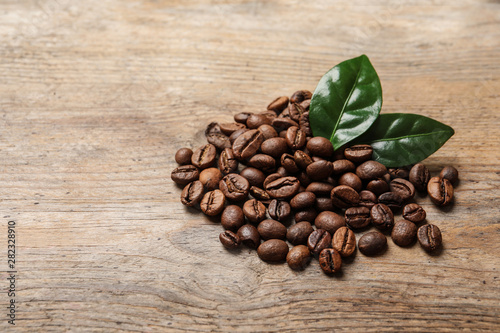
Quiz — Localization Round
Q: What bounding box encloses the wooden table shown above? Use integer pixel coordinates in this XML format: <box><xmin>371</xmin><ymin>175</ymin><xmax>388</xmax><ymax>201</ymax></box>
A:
<box><xmin>1</xmin><ymin>1</ymin><xmax>499</xmax><ymax>331</ymax></box>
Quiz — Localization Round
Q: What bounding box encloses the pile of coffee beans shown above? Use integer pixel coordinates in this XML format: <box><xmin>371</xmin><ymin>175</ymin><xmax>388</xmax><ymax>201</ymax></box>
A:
<box><xmin>171</xmin><ymin>90</ymin><xmax>458</xmax><ymax>274</ymax></box>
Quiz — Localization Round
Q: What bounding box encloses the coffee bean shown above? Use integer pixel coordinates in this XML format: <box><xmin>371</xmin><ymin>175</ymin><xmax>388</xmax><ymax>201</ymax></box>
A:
<box><xmin>345</xmin><ymin>206</ymin><xmax>371</xmax><ymax>229</ymax></box>
<box><xmin>199</xmin><ymin>167</ymin><xmax>222</xmax><ymax>191</ymax></box>
<box><xmin>409</xmin><ymin>163</ymin><xmax>430</xmax><ymax>192</ymax></box>
<box><xmin>297</xmin><ymin>171</ymin><xmax>311</xmax><ymax>187</ymax></box>
<box><xmin>287</xmin><ymin>221</ymin><xmax>314</xmax><ymax>245</ymax></box>
<box><xmin>246</xmin><ymin>113</ymin><xmax>272</xmax><ymax>129</ymax></box>
<box><xmin>332</xmin><ymin>159</ymin><xmax>356</xmax><ymax>175</ymax></box>
<box><xmin>271</xmin><ymin>118</ymin><xmax>299</xmax><ymax>132</ymax></box>
<box><xmin>206</xmin><ymin>132</ymin><xmax>232</xmax><ymax>150</ymax></box>
<box><xmin>318</xmin><ymin>248</ymin><xmax>342</xmax><ymax>274</ymax></box>
<box><xmin>247</xmin><ymin>154</ymin><xmax>276</xmax><ymax>173</ymax></box>
<box><xmin>417</xmin><ymin>224</ymin><xmax>442</xmax><ymax>252</ymax></box>
<box><xmin>263</xmin><ymin>173</ymin><xmax>281</xmax><ymax>189</ymax></box>
<box><xmin>287</xmin><ymin>103</ymin><xmax>305</xmax><ymax>122</ymax></box>
<box><xmin>306</xmin><ymin>137</ymin><xmax>334</xmax><ymax>158</ymax></box>
<box><xmin>232</xmin><ymin>129</ymin><xmax>264</xmax><ymax>160</ymax></box>
<box><xmin>315</xmin><ymin>197</ymin><xmax>335</xmax><ymax>212</ymax></box>
<box><xmin>359</xmin><ymin>190</ymin><xmax>378</xmax><ymax>209</ymax></box>
<box><xmin>240</xmin><ymin>167</ymin><xmax>266</xmax><ymax>188</ymax></box>
<box><xmin>332</xmin><ymin>227</ymin><xmax>356</xmax><ymax>257</ymax></box>
<box><xmin>299</xmin><ymin>111</ymin><xmax>312</xmax><ymax>136</ymax></box>
<box><xmin>306</xmin><ymin>182</ymin><xmax>335</xmax><ymax>196</ymax></box>
<box><xmin>268</xmin><ymin>199</ymin><xmax>291</xmax><ymax>221</ymax></box>
<box><xmin>265</xmin><ymin>176</ymin><xmax>300</xmax><ymax>199</ymax></box>
<box><xmin>390</xmin><ymin>178</ymin><xmax>415</xmax><ymax>201</ymax></box>
<box><xmin>281</xmin><ymin>153</ymin><xmax>300</xmax><ymax>173</ymax></box>
<box><xmin>171</xmin><ymin>164</ymin><xmax>200</xmax><ymax>186</ymax></box>
<box><xmin>294</xmin><ymin>208</ymin><xmax>318</xmax><ymax>223</ymax></box>
<box><xmin>219</xmin><ymin>173</ymin><xmax>250</xmax><ymax>202</ymax></box>
<box><xmin>219</xmin><ymin>148</ymin><xmax>239</xmax><ymax>175</ymax></box>
<box><xmin>306</xmin><ymin>160</ymin><xmax>333</xmax><ymax>181</ymax></box>
<box><xmin>257</xmin><ymin>124</ymin><xmax>278</xmax><ymax>140</ymax></box>
<box><xmin>200</xmin><ymin>189</ymin><xmax>226</xmax><ymax>216</ymax></box>
<box><xmin>286</xmin><ymin>126</ymin><xmax>307</xmax><ymax>150</ymax></box>
<box><xmin>378</xmin><ymin>192</ymin><xmax>404</xmax><ymax>211</ymax></box>
<box><xmin>315</xmin><ymin>211</ymin><xmax>345</xmax><ymax>235</ymax></box>
<box><xmin>205</xmin><ymin>121</ymin><xmax>221</xmax><ymax>136</ymax></box>
<box><xmin>427</xmin><ymin>176</ymin><xmax>454</xmax><ymax>206</ymax></box>
<box><xmin>440</xmin><ymin>166</ymin><xmax>459</xmax><ymax>185</ymax></box>
<box><xmin>219</xmin><ymin>230</ymin><xmax>241</xmax><ymax>249</ymax></box>
<box><xmin>221</xmin><ymin>205</ymin><xmax>245</xmax><ymax>231</ymax></box>
<box><xmin>331</xmin><ymin>185</ymin><xmax>360</xmax><ymax>209</ymax></box>
<box><xmin>234</xmin><ymin>112</ymin><xmax>252</xmax><ymax>124</ymax></box>
<box><xmin>388</xmin><ymin>166</ymin><xmax>410</xmax><ymax>180</ymax></box>
<box><xmin>175</xmin><ymin>147</ymin><xmax>193</xmax><ymax>165</ymax></box>
<box><xmin>294</xmin><ymin>150</ymin><xmax>313</xmax><ymax>170</ymax></box>
<box><xmin>229</xmin><ymin>128</ymin><xmax>249</xmax><ymax>144</ymax></box>
<box><xmin>358</xmin><ymin>231</ymin><xmax>387</xmax><ymax>256</ymax></box>
<box><xmin>344</xmin><ymin>145</ymin><xmax>373</xmax><ymax>163</ymax></box>
<box><xmin>260</xmin><ymin>137</ymin><xmax>289</xmax><ymax>159</ymax></box>
<box><xmin>300</xmin><ymin>99</ymin><xmax>311</xmax><ymax>111</ymax></box>
<box><xmin>290</xmin><ymin>90</ymin><xmax>312</xmax><ymax>104</ymax></box>
<box><xmin>242</xmin><ymin>199</ymin><xmax>266</xmax><ymax>224</ymax></box>
<box><xmin>338</xmin><ymin>172</ymin><xmax>362</xmax><ymax>192</ymax></box>
<box><xmin>191</xmin><ymin>144</ymin><xmax>217</xmax><ymax>169</ymax></box>
<box><xmin>366</xmin><ymin>178</ymin><xmax>390</xmax><ymax>196</ymax></box>
<box><xmin>402</xmin><ymin>203</ymin><xmax>426</xmax><ymax>223</ymax></box>
<box><xmin>307</xmin><ymin>229</ymin><xmax>332</xmax><ymax>255</ymax></box>
<box><xmin>257</xmin><ymin>239</ymin><xmax>289</xmax><ymax>262</ymax></box>
<box><xmin>267</xmin><ymin>96</ymin><xmax>289</xmax><ymax>113</ymax></box>
<box><xmin>249</xmin><ymin>186</ymin><xmax>271</xmax><ymax>201</ymax></box>
<box><xmin>370</xmin><ymin>203</ymin><xmax>394</xmax><ymax>230</ymax></box>
<box><xmin>180</xmin><ymin>180</ymin><xmax>204</xmax><ymax>207</ymax></box>
<box><xmin>289</xmin><ymin>191</ymin><xmax>316</xmax><ymax>210</ymax></box>
<box><xmin>391</xmin><ymin>220</ymin><xmax>417</xmax><ymax>247</ymax></box>
<box><xmin>219</xmin><ymin>122</ymin><xmax>247</xmax><ymax>136</ymax></box>
<box><xmin>276</xmin><ymin>166</ymin><xmax>289</xmax><ymax>177</ymax></box>
<box><xmin>356</xmin><ymin>160</ymin><xmax>388</xmax><ymax>180</ymax></box>
<box><xmin>258</xmin><ymin>219</ymin><xmax>287</xmax><ymax>240</ymax></box>
<box><xmin>237</xmin><ymin>224</ymin><xmax>261</xmax><ymax>249</ymax></box>
<box><xmin>286</xmin><ymin>245</ymin><xmax>311</xmax><ymax>270</ymax></box>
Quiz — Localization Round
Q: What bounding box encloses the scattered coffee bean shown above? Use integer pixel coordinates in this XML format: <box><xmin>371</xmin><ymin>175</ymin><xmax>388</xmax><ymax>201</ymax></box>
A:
<box><xmin>265</xmin><ymin>176</ymin><xmax>301</xmax><ymax>199</ymax></box>
<box><xmin>287</xmin><ymin>221</ymin><xmax>314</xmax><ymax>245</ymax></box>
<box><xmin>345</xmin><ymin>206</ymin><xmax>372</xmax><ymax>229</ymax></box>
<box><xmin>294</xmin><ymin>208</ymin><xmax>318</xmax><ymax>223</ymax></box>
<box><xmin>286</xmin><ymin>126</ymin><xmax>307</xmax><ymax>150</ymax></box>
<box><xmin>171</xmin><ymin>164</ymin><xmax>200</xmax><ymax>186</ymax></box>
<box><xmin>229</xmin><ymin>128</ymin><xmax>249</xmax><ymax>144</ymax></box>
<box><xmin>268</xmin><ymin>199</ymin><xmax>292</xmax><ymax>221</ymax></box>
<box><xmin>318</xmin><ymin>248</ymin><xmax>342</xmax><ymax>274</ymax></box>
<box><xmin>390</xmin><ymin>178</ymin><xmax>416</xmax><ymax>201</ymax></box>
<box><xmin>258</xmin><ymin>219</ymin><xmax>287</xmax><ymax>240</ymax></box>
<box><xmin>199</xmin><ymin>167</ymin><xmax>223</xmax><ymax>191</ymax></box>
<box><xmin>249</xmin><ymin>186</ymin><xmax>271</xmax><ymax>201</ymax></box>
<box><xmin>427</xmin><ymin>176</ymin><xmax>454</xmax><ymax>206</ymax></box>
<box><xmin>331</xmin><ymin>185</ymin><xmax>360</xmax><ymax>209</ymax></box>
<box><xmin>359</xmin><ymin>190</ymin><xmax>378</xmax><ymax>209</ymax></box>
<box><xmin>338</xmin><ymin>172</ymin><xmax>362</xmax><ymax>192</ymax></box>
<box><xmin>306</xmin><ymin>136</ymin><xmax>334</xmax><ymax>158</ymax></box>
<box><xmin>417</xmin><ymin>224</ymin><xmax>442</xmax><ymax>252</ymax></box>
<box><xmin>307</xmin><ymin>229</ymin><xmax>332</xmax><ymax>255</ymax></box>
<box><xmin>294</xmin><ymin>150</ymin><xmax>313</xmax><ymax>170</ymax></box>
<box><xmin>315</xmin><ymin>211</ymin><xmax>345</xmax><ymax>235</ymax></box>
<box><xmin>234</xmin><ymin>112</ymin><xmax>252</xmax><ymax>124</ymax></box>
<box><xmin>281</xmin><ymin>153</ymin><xmax>300</xmax><ymax>173</ymax></box>
<box><xmin>391</xmin><ymin>220</ymin><xmax>417</xmax><ymax>247</ymax></box>
<box><xmin>358</xmin><ymin>231</ymin><xmax>387</xmax><ymax>256</ymax></box>
<box><xmin>290</xmin><ymin>192</ymin><xmax>316</xmax><ymax>210</ymax></box>
<box><xmin>267</xmin><ymin>96</ymin><xmax>289</xmax><ymax>113</ymax></box>
<box><xmin>332</xmin><ymin>226</ymin><xmax>356</xmax><ymax>257</ymax></box>
<box><xmin>219</xmin><ymin>148</ymin><xmax>239</xmax><ymax>175</ymax></box>
<box><xmin>344</xmin><ymin>144</ymin><xmax>373</xmax><ymax>163</ymax></box>
<box><xmin>356</xmin><ymin>160</ymin><xmax>388</xmax><ymax>180</ymax></box>
<box><xmin>315</xmin><ymin>197</ymin><xmax>335</xmax><ymax>212</ymax></box>
<box><xmin>221</xmin><ymin>205</ymin><xmax>245</xmax><ymax>231</ymax></box>
<box><xmin>200</xmin><ymin>189</ymin><xmax>226</xmax><ymax>216</ymax></box>
<box><xmin>332</xmin><ymin>159</ymin><xmax>356</xmax><ymax>175</ymax></box>
<box><xmin>246</xmin><ymin>113</ymin><xmax>272</xmax><ymax>129</ymax></box>
<box><xmin>191</xmin><ymin>144</ymin><xmax>217</xmax><ymax>169</ymax></box>
<box><xmin>219</xmin><ymin>230</ymin><xmax>241</xmax><ymax>249</ymax></box>
<box><xmin>237</xmin><ymin>224</ymin><xmax>261</xmax><ymax>249</ymax></box>
<box><xmin>366</xmin><ymin>178</ymin><xmax>390</xmax><ymax>196</ymax></box>
<box><xmin>409</xmin><ymin>163</ymin><xmax>430</xmax><ymax>192</ymax></box>
<box><xmin>388</xmin><ymin>166</ymin><xmax>410</xmax><ymax>180</ymax></box>
<box><xmin>286</xmin><ymin>245</ymin><xmax>311</xmax><ymax>270</ymax></box>
<box><xmin>402</xmin><ymin>203</ymin><xmax>426</xmax><ymax>223</ymax></box>
<box><xmin>378</xmin><ymin>192</ymin><xmax>404</xmax><ymax>211</ymax></box>
<box><xmin>247</xmin><ymin>154</ymin><xmax>276</xmax><ymax>173</ymax></box>
<box><xmin>440</xmin><ymin>166</ymin><xmax>459</xmax><ymax>185</ymax></box>
<box><xmin>290</xmin><ymin>90</ymin><xmax>312</xmax><ymax>104</ymax></box>
<box><xmin>306</xmin><ymin>182</ymin><xmax>335</xmax><ymax>196</ymax></box>
<box><xmin>219</xmin><ymin>122</ymin><xmax>246</xmax><ymax>136</ymax></box>
<box><xmin>257</xmin><ymin>239</ymin><xmax>289</xmax><ymax>262</ymax></box>
<box><xmin>232</xmin><ymin>129</ymin><xmax>264</xmax><ymax>160</ymax></box>
<box><xmin>258</xmin><ymin>124</ymin><xmax>278</xmax><ymax>140</ymax></box>
<box><xmin>240</xmin><ymin>167</ymin><xmax>266</xmax><ymax>188</ymax></box>
<box><xmin>242</xmin><ymin>199</ymin><xmax>267</xmax><ymax>223</ymax></box>
<box><xmin>306</xmin><ymin>160</ymin><xmax>333</xmax><ymax>181</ymax></box>
<box><xmin>370</xmin><ymin>203</ymin><xmax>394</xmax><ymax>230</ymax></box>
<box><xmin>219</xmin><ymin>173</ymin><xmax>250</xmax><ymax>202</ymax></box>
<box><xmin>175</xmin><ymin>147</ymin><xmax>193</xmax><ymax>165</ymax></box>
<box><xmin>180</xmin><ymin>180</ymin><xmax>204</xmax><ymax>207</ymax></box>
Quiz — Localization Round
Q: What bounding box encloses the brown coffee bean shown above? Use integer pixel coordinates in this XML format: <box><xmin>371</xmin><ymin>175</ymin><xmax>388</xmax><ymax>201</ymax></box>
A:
<box><xmin>249</xmin><ymin>186</ymin><xmax>271</xmax><ymax>201</ymax></box>
<box><xmin>378</xmin><ymin>192</ymin><xmax>404</xmax><ymax>211</ymax></box>
<box><xmin>331</xmin><ymin>185</ymin><xmax>360</xmax><ymax>209</ymax></box>
<box><xmin>297</xmin><ymin>171</ymin><xmax>311</xmax><ymax>187</ymax></box>
<box><xmin>207</xmin><ymin>132</ymin><xmax>232</xmax><ymax>150</ymax></box>
<box><xmin>200</xmin><ymin>189</ymin><xmax>226</xmax><ymax>216</ymax></box>
<box><xmin>267</xmin><ymin>96</ymin><xmax>289</xmax><ymax>113</ymax></box>
<box><xmin>219</xmin><ymin>173</ymin><xmax>250</xmax><ymax>202</ymax></box>
<box><xmin>260</xmin><ymin>137</ymin><xmax>289</xmax><ymax>159</ymax></box>
<box><xmin>219</xmin><ymin>122</ymin><xmax>246</xmax><ymax>136</ymax></box>
<box><xmin>199</xmin><ymin>167</ymin><xmax>222</xmax><ymax>191</ymax></box>
<box><xmin>300</xmin><ymin>99</ymin><xmax>311</xmax><ymax>111</ymax></box>
<box><xmin>257</xmin><ymin>124</ymin><xmax>278</xmax><ymax>140</ymax></box>
<box><xmin>240</xmin><ymin>167</ymin><xmax>266</xmax><ymax>188</ymax></box>
<box><xmin>263</xmin><ymin>173</ymin><xmax>282</xmax><ymax>189</ymax></box>
<box><xmin>237</xmin><ymin>224</ymin><xmax>260</xmax><ymax>249</ymax></box>
<box><xmin>289</xmin><ymin>103</ymin><xmax>307</xmax><ymax>122</ymax></box>
<box><xmin>257</xmin><ymin>239</ymin><xmax>289</xmax><ymax>262</ymax></box>
<box><xmin>417</xmin><ymin>224</ymin><xmax>442</xmax><ymax>252</ymax></box>
<box><xmin>232</xmin><ymin>129</ymin><xmax>264</xmax><ymax>160</ymax></box>
<box><xmin>409</xmin><ymin>163</ymin><xmax>430</xmax><ymax>192</ymax></box>
<box><xmin>299</xmin><ymin>111</ymin><xmax>312</xmax><ymax>136</ymax></box>
<box><xmin>358</xmin><ymin>231</ymin><xmax>387</xmax><ymax>256</ymax></box>
<box><xmin>306</xmin><ymin>137</ymin><xmax>334</xmax><ymax>158</ymax></box>
<box><xmin>246</xmin><ymin>113</ymin><xmax>272</xmax><ymax>129</ymax></box>
<box><xmin>402</xmin><ymin>203</ymin><xmax>426</xmax><ymax>223</ymax></box>
<box><xmin>366</xmin><ymin>178</ymin><xmax>390</xmax><ymax>196</ymax></box>
<box><xmin>247</xmin><ymin>154</ymin><xmax>276</xmax><ymax>173</ymax></box>
<box><xmin>345</xmin><ymin>206</ymin><xmax>371</xmax><ymax>229</ymax></box>
<box><xmin>306</xmin><ymin>182</ymin><xmax>335</xmax><ymax>196</ymax></box>
<box><xmin>440</xmin><ymin>166</ymin><xmax>459</xmax><ymax>185</ymax></box>
<box><xmin>332</xmin><ymin>159</ymin><xmax>356</xmax><ymax>175</ymax></box>
<box><xmin>242</xmin><ymin>199</ymin><xmax>266</xmax><ymax>224</ymax></box>
<box><xmin>191</xmin><ymin>144</ymin><xmax>217</xmax><ymax>169</ymax></box>
<box><xmin>390</xmin><ymin>178</ymin><xmax>416</xmax><ymax>201</ymax></box>
<box><xmin>315</xmin><ymin>211</ymin><xmax>345</xmax><ymax>235</ymax></box>
<box><xmin>171</xmin><ymin>164</ymin><xmax>200</xmax><ymax>186</ymax></box>
<box><xmin>219</xmin><ymin>230</ymin><xmax>241</xmax><ymax>249</ymax></box>
<box><xmin>268</xmin><ymin>199</ymin><xmax>291</xmax><ymax>222</ymax></box>
<box><xmin>290</xmin><ymin>191</ymin><xmax>316</xmax><ymax>210</ymax></box>
<box><xmin>287</xmin><ymin>221</ymin><xmax>314</xmax><ymax>245</ymax></box>
<box><xmin>205</xmin><ymin>121</ymin><xmax>221</xmax><ymax>136</ymax></box>
<box><xmin>281</xmin><ymin>153</ymin><xmax>300</xmax><ymax>173</ymax></box>
<box><xmin>276</xmin><ymin>166</ymin><xmax>289</xmax><ymax>177</ymax></box>
<box><xmin>219</xmin><ymin>148</ymin><xmax>239</xmax><ymax>175</ymax></box>
<box><xmin>180</xmin><ymin>180</ymin><xmax>204</xmax><ymax>207</ymax></box>
<box><xmin>294</xmin><ymin>150</ymin><xmax>313</xmax><ymax>170</ymax></box>
<box><xmin>258</xmin><ymin>219</ymin><xmax>287</xmax><ymax>240</ymax></box>
<box><xmin>391</xmin><ymin>220</ymin><xmax>417</xmax><ymax>247</ymax></box>
<box><xmin>307</xmin><ymin>229</ymin><xmax>332</xmax><ymax>255</ymax></box>
<box><xmin>229</xmin><ymin>128</ymin><xmax>249</xmax><ymax>144</ymax></box>
<box><xmin>318</xmin><ymin>248</ymin><xmax>342</xmax><ymax>274</ymax></box>
<box><xmin>175</xmin><ymin>147</ymin><xmax>193</xmax><ymax>165</ymax></box>
<box><xmin>290</xmin><ymin>90</ymin><xmax>312</xmax><ymax>104</ymax></box>
<box><xmin>388</xmin><ymin>166</ymin><xmax>410</xmax><ymax>180</ymax></box>
<box><xmin>332</xmin><ymin>227</ymin><xmax>356</xmax><ymax>257</ymax></box>
<box><xmin>359</xmin><ymin>190</ymin><xmax>378</xmax><ymax>209</ymax></box>
<box><xmin>271</xmin><ymin>118</ymin><xmax>299</xmax><ymax>132</ymax></box>
<box><xmin>265</xmin><ymin>176</ymin><xmax>300</xmax><ymax>199</ymax></box>
<box><xmin>221</xmin><ymin>205</ymin><xmax>245</xmax><ymax>231</ymax></box>
<box><xmin>356</xmin><ymin>160</ymin><xmax>388</xmax><ymax>180</ymax></box>
<box><xmin>286</xmin><ymin>126</ymin><xmax>307</xmax><ymax>150</ymax></box>
<box><xmin>234</xmin><ymin>112</ymin><xmax>252</xmax><ymax>124</ymax></box>
<box><xmin>427</xmin><ymin>176</ymin><xmax>454</xmax><ymax>206</ymax></box>
<box><xmin>370</xmin><ymin>203</ymin><xmax>394</xmax><ymax>230</ymax></box>
<box><xmin>286</xmin><ymin>245</ymin><xmax>311</xmax><ymax>270</ymax></box>
<box><xmin>294</xmin><ymin>208</ymin><xmax>318</xmax><ymax>223</ymax></box>
<box><xmin>338</xmin><ymin>172</ymin><xmax>362</xmax><ymax>192</ymax></box>
<box><xmin>344</xmin><ymin>145</ymin><xmax>373</xmax><ymax>163</ymax></box>
<box><xmin>306</xmin><ymin>160</ymin><xmax>333</xmax><ymax>181</ymax></box>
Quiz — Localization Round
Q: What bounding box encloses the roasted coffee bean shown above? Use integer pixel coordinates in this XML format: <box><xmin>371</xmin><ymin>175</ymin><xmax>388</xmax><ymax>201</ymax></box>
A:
<box><xmin>299</xmin><ymin>111</ymin><xmax>312</xmax><ymax>136</ymax></box>
<box><xmin>257</xmin><ymin>124</ymin><xmax>278</xmax><ymax>140</ymax></box>
<box><xmin>234</xmin><ymin>112</ymin><xmax>252</xmax><ymax>124</ymax></box>
<box><xmin>300</xmin><ymin>99</ymin><xmax>311</xmax><ymax>111</ymax></box>
<box><xmin>315</xmin><ymin>197</ymin><xmax>335</xmax><ymax>212</ymax></box>
<box><xmin>246</xmin><ymin>113</ymin><xmax>272</xmax><ymax>129</ymax></box>
<box><xmin>260</xmin><ymin>137</ymin><xmax>289</xmax><ymax>159</ymax></box>
<box><xmin>200</xmin><ymin>189</ymin><xmax>226</xmax><ymax>216</ymax></box>
<box><xmin>221</xmin><ymin>205</ymin><xmax>245</xmax><ymax>231</ymax></box>
<box><xmin>287</xmin><ymin>221</ymin><xmax>314</xmax><ymax>245</ymax></box>
<box><xmin>315</xmin><ymin>211</ymin><xmax>345</xmax><ymax>235</ymax></box>
<box><xmin>180</xmin><ymin>180</ymin><xmax>204</xmax><ymax>207</ymax></box>
<box><xmin>247</xmin><ymin>154</ymin><xmax>276</xmax><ymax>173</ymax></box>
<box><xmin>366</xmin><ymin>179</ymin><xmax>390</xmax><ymax>196</ymax></box>
<box><xmin>281</xmin><ymin>153</ymin><xmax>300</xmax><ymax>173</ymax></box>
<box><xmin>286</xmin><ymin>126</ymin><xmax>306</xmax><ymax>150</ymax></box>
<box><xmin>262</xmin><ymin>173</ymin><xmax>280</xmax><ymax>188</ymax></box>
<box><xmin>175</xmin><ymin>147</ymin><xmax>193</xmax><ymax>165</ymax></box>
<box><xmin>307</xmin><ymin>229</ymin><xmax>332</xmax><ymax>255</ymax></box>
<box><xmin>219</xmin><ymin>122</ymin><xmax>246</xmax><ymax>136</ymax></box>
<box><xmin>219</xmin><ymin>148</ymin><xmax>239</xmax><ymax>175</ymax></box>
<box><xmin>331</xmin><ymin>185</ymin><xmax>360</xmax><ymax>209</ymax></box>
<box><xmin>388</xmin><ymin>166</ymin><xmax>410</xmax><ymax>180</ymax></box>
<box><xmin>265</xmin><ymin>176</ymin><xmax>300</xmax><ymax>199</ymax></box>
<box><xmin>440</xmin><ymin>166</ymin><xmax>459</xmax><ymax>185</ymax></box>
<box><xmin>427</xmin><ymin>176</ymin><xmax>454</xmax><ymax>206</ymax></box>
<box><xmin>370</xmin><ymin>203</ymin><xmax>394</xmax><ymax>230</ymax></box>
<box><xmin>291</xmin><ymin>103</ymin><xmax>307</xmax><ymax>122</ymax></box>
<box><xmin>205</xmin><ymin>121</ymin><xmax>221</xmax><ymax>136</ymax></box>
<box><xmin>338</xmin><ymin>172</ymin><xmax>362</xmax><ymax>192</ymax></box>
<box><xmin>356</xmin><ymin>160</ymin><xmax>388</xmax><ymax>180</ymax></box>
<box><xmin>286</xmin><ymin>245</ymin><xmax>311</xmax><ymax>270</ymax></box>
<box><xmin>332</xmin><ymin>159</ymin><xmax>356</xmax><ymax>175</ymax></box>
<box><xmin>318</xmin><ymin>248</ymin><xmax>342</xmax><ymax>274</ymax></box>
<box><xmin>345</xmin><ymin>206</ymin><xmax>371</xmax><ymax>229</ymax></box>
<box><xmin>391</xmin><ymin>220</ymin><xmax>417</xmax><ymax>247</ymax></box>
<box><xmin>267</xmin><ymin>96</ymin><xmax>289</xmax><ymax>113</ymax></box>
<box><xmin>402</xmin><ymin>203</ymin><xmax>426</xmax><ymax>223</ymax></box>
<box><xmin>258</xmin><ymin>219</ymin><xmax>287</xmax><ymax>240</ymax></box>
<box><xmin>242</xmin><ymin>199</ymin><xmax>267</xmax><ymax>224</ymax></box>
<box><xmin>294</xmin><ymin>150</ymin><xmax>313</xmax><ymax>170</ymax></box>
<box><xmin>232</xmin><ymin>129</ymin><xmax>264</xmax><ymax>160</ymax></box>
<box><xmin>249</xmin><ymin>186</ymin><xmax>271</xmax><ymax>201</ymax></box>
<box><xmin>229</xmin><ymin>128</ymin><xmax>248</xmax><ymax>144</ymax></box>
<box><xmin>191</xmin><ymin>144</ymin><xmax>217</xmax><ymax>169</ymax></box>
<box><xmin>378</xmin><ymin>192</ymin><xmax>404</xmax><ymax>211</ymax></box>
<box><xmin>259</xmin><ymin>110</ymin><xmax>277</xmax><ymax>120</ymax></box>
<box><xmin>240</xmin><ymin>167</ymin><xmax>266</xmax><ymax>188</ymax></box>
<box><xmin>294</xmin><ymin>208</ymin><xmax>318</xmax><ymax>223</ymax></box>
<box><xmin>199</xmin><ymin>167</ymin><xmax>222</xmax><ymax>191</ymax></box>
<box><xmin>359</xmin><ymin>190</ymin><xmax>378</xmax><ymax>209</ymax></box>
<box><xmin>276</xmin><ymin>166</ymin><xmax>289</xmax><ymax>177</ymax></box>
<box><xmin>306</xmin><ymin>160</ymin><xmax>333</xmax><ymax>181</ymax></box>
<box><xmin>268</xmin><ymin>199</ymin><xmax>291</xmax><ymax>221</ymax></box>
<box><xmin>219</xmin><ymin>230</ymin><xmax>241</xmax><ymax>249</ymax></box>
<box><xmin>344</xmin><ymin>145</ymin><xmax>373</xmax><ymax>163</ymax></box>
<box><xmin>290</xmin><ymin>90</ymin><xmax>312</xmax><ymax>104</ymax></box>
<box><xmin>306</xmin><ymin>182</ymin><xmax>335</xmax><ymax>196</ymax></box>
<box><xmin>206</xmin><ymin>132</ymin><xmax>231</xmax><ymax>150</ymax></box>
<box><xmin>297</xmin><ymin>171</ymin><xmax>311</xmax><ymax>187</ymax></box>
<box><xmin>409</xmin><ymin>163</ymin><xmax>430</xmax><ymax>192</ymax></box>
<box><xmin>417</xmin><ymin>224</ymin><xmax>442</xmax><ymax>252</ymax></box>
<box><xmin>306</xmin><ymin>137</ymin><xmax>334</xmax><ymax>158</ymax></box>
<box><xmin>237</xmin><ymin>224</ymin><xmax>260</xmax><ymax>249</ymax></box>
<box><xmin>332</xmin><ymin>227</ymin><xmax>356</xmax><ymax>257</ymax></box>
<box><xmin>271</xmin><ymin>117</ymin><xmax>299</xmax><ymax>132</ymax></box>
<box><xmin>290</xmin><ymin>192</ymin><xmax>316</xmax><ymax>210</ymax></box>
<box><xmin>257</xmin><ymin>239</ymin><xmax>289</xmax><ymax>262</ymax></box>
<box><xmin>219</xmin><ymin>173</ymin><xmax>250</xmax><ymax>202</ymax></box>
<box><xmin>390</xmin><ymin>178</ymin><xmax>416</xmax><ymax>201</ymax></box>
<box><xmin>171</xmin><ymin>164</ymin><xmax>200</xmax><ymax>186</ymax></box>
<box><xmin>358</xmin><ymin>231</ymin><xmax>387</xmax><ymax>256</ymax></box>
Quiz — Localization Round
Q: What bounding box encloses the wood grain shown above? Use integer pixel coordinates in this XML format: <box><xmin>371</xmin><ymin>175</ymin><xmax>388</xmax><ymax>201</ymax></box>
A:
<box><xmin>0</xmin><ymin>0</ymin><xmax>499</xmax><ymax>331</ymax></box>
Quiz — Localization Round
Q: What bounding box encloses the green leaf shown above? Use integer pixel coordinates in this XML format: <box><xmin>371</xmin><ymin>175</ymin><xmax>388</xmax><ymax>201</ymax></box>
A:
<box><xmin>353</xmin><ymin>113</ymin><xmax>455</xmax><ymax>167</ymax></box>
<box><xmin>309</xmin><ymin>54</ymin><xmax>382</xmax><ymax>150</ymax></box>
